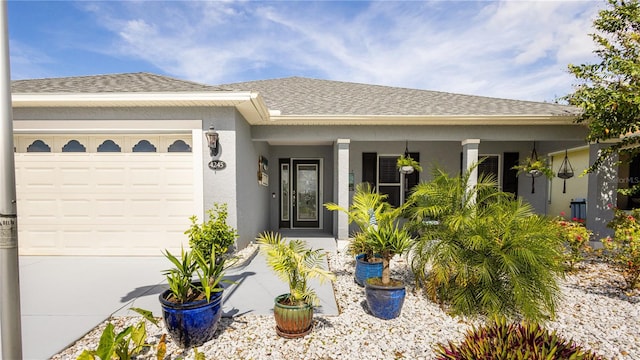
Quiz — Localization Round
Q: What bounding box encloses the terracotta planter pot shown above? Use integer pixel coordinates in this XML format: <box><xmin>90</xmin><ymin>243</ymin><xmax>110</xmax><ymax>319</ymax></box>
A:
<box><xmin>273</xmin><ymin>293</ymin><xmax>313</xmax><ymax>338</ymax></box>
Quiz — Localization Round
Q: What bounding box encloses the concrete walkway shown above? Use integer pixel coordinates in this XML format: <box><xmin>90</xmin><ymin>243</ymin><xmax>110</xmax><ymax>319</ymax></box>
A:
<box><xmin>0</xmin><ymin>236</ymin><xmax>338</xmax><ymax>360</ymax></box>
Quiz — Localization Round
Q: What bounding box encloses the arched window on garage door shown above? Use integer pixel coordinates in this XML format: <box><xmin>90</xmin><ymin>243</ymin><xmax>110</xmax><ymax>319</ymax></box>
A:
<box><xmin>167</xmin><ymin>140</ymin><xmax>191</xmax><ymax>152</ymax></box>
<box><xmin>97</xmin><ymin>140</ymin><xmax>122</xmax><ymax>152</ymax></box>
<box><xmin>132</xmin><ymin>140</ymin><xmax>157</xmax><ymax>152</ymax></box>
<box><xmin>26</xmin><ymin>140</ymin><xmax>51</xmax><ymax>152</ymax></box>
<box><xmin>62</xmin><ymin>140</ymin><xmax>86</xmax><ymax>152</ymax></box>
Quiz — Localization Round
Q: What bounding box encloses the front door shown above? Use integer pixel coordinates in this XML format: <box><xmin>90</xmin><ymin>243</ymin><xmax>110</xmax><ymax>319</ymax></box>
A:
<box><xmin>279</xmin><ymin>159</ymin><xmax>321</xmax><ymax>229</ymax></box>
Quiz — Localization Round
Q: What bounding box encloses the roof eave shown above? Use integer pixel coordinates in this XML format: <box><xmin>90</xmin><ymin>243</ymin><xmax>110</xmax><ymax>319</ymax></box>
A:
<box><xmin>11</xmin><ymin>91</ymin><xmax>272</xmax><ymax>124</ymax></box>
<box><xmin>262</xmin><ymin>114</ymin><xmax>582</xmax><ymax>126</ymax></box>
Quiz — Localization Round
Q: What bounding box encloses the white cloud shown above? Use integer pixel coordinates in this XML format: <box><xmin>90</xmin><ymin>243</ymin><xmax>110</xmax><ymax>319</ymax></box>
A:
<box><xmin>77</xmin><ymin>0</ymin><xmax>604</xmax><ymax>101</ymax></box>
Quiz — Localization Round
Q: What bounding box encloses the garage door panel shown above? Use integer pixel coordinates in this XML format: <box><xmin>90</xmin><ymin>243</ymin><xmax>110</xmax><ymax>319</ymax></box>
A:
<box><xmin>95</xmin><ymin>200</ymin><xmax>127</xmax><ymax>217</ymax></box>
<box><xmin>15</xmin><ymin>146</ymin><xmax>197</xmax><ymax>256</ymax></box>
<box><xmin>95</xmin><ymin>168</ymin><xmax>127</xmax><ymax>187</ymax></box>
<box><xmin>60</xmin><ymin>199</ymin><xmax>92</xmax><ymax>217</ymax></box>
<box><xmin>19</xmin><ymin>230</ymin><xmax>58</xmax><ymax>249</ymax></box>
<box><xmin>60</xmin><ymin>167</ymin><xmax>92</xmax><ymax>184</ymax></box>
<box><xmin>62</xmin><ymin>231</ymin><xmax>95</xmax><ymax>249</ymax></box>
<box><xmin>166</xmin><ymin>199</ymin><xmax>196</xmax><ymax>217</ymax></box>
<box><xmin>18</xmin><ymin>200</ymin><xmax>58</xmax><ymax>221</ymax></box>
<box><xmin>19</xmin><ymin>166</ymin><xmax>58</xmax><ymax>189</ymax></box>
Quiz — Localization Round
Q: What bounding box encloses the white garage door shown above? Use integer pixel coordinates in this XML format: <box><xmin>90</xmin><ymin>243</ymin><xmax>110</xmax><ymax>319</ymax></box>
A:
<box><xmin>14</xmin><ymin>134</ymin><xmax>198</xmax><ymax>256</ymax></box>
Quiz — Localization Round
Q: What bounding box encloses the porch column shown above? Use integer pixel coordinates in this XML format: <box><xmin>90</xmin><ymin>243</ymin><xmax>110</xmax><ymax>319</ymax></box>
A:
<box><xmin>588</xmin><ymin>143</ymin><xmax>617</xmax><ymax>240</ymax></box>
<box><xmin>337</xmin><ymin>139</ymin><xmax>350</xmax><ymax>240</ymax></box>
<box><xmin>462</xmin><ymin>139</ymin><xmax>480</xmax><ymax>191</ymax></box>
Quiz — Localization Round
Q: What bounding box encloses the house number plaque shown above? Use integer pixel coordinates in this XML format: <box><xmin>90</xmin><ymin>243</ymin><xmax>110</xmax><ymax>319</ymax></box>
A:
<box><xmin>208</xmin><ymin>160</ymin><xmax>227</xmax><ymax>170</ymax></box>
<box><xmin>0</xmin><ymin>215</ymin><xmax>17</xmax><ymax>249</ymax></box>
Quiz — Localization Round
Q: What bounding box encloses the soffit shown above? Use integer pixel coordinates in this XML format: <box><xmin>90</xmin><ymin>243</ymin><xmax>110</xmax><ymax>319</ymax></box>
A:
<box><xmin>11</xmin><ymin>92</ymin><xmax>272</xmax><ymax>125</ymax></box>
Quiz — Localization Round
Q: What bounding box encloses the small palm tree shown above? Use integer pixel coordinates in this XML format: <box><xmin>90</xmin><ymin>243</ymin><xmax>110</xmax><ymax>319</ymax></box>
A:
<box><xmin>405</xmin><ymin>165</ymin><xmax>565</xmax><ymax>322</ymax></box>
<box><xmin>256</xmin><ymin>231</ymin><xmax>336</xmax><ymax>306</ymax></box>
<box><xmin>324</xmin><ymin>182</ymin><xmax>390</xmax><ymax>232</ymax></box>
<box><xmin>363</xmin><ymin>219</ymin><xmax>414</xmax><ymax>286</ymax></box>
<box><xmin>325</xmin><ymin>183</ymin><xmax>391</xmax><ymax>260</ymax></box>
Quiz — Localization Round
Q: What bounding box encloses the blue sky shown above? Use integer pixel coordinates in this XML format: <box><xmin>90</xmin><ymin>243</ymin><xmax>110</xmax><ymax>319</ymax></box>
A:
<box><xmin>7</xmin><ymin>1</ymin><xmax>604</xmax><ymax>102</ymax></box>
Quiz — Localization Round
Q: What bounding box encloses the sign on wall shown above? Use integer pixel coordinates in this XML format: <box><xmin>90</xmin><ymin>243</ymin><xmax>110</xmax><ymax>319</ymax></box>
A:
<box><xmin>258</xmin><ymin>156</ymin><xmax>269</xmax><ymax>186</ymax></box>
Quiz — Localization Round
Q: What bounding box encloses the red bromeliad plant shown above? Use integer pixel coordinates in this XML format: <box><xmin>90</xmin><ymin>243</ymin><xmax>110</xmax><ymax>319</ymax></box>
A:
<box><xmin>435</xmin><ymin>316</ymin><xmax>604</xmax><ymax>360</ymax></box>
<box><xmin>556</xmin><ymin>212</ymin><xmax>592</xmax><ymax>270</ymax></box>
<box><xmin>604</xmin><ymin>208</ymin><xmax>640</xmax><ymax>290</ymax></box>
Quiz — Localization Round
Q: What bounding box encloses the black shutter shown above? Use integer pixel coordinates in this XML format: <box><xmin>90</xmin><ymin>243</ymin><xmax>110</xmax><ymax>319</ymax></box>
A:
<box><xmin>503</xmin><ymin>152</ymin><xmax>519</xmax><ymax>195</ymax></box>
<box><xmin>362</xmin><ymin>152</ymin><xmax>377</xmax><ymax>187</ymax></box>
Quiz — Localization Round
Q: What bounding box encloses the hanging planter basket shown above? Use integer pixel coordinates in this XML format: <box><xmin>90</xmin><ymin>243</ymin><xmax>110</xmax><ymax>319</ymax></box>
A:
<box><xmin>527</xmin><ymin>169</ymin><xmax>544</xmax><ymax>178</ymax></box>
<box><xmin>512</xmin><ymin>142</ymin><xmax>554</xmax><ymax>194</ymax></box>
<box><xmin>557</xmin><ymin>149</ymin><xmax>575</xmax><ymax>194</ymax></box>
<box><xmin>400</xmin><ymin>165</ymin><xmax>415</xmax><ymax>174</ymax></box>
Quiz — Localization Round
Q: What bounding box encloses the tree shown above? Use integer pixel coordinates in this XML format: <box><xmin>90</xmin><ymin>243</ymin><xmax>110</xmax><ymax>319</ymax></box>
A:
<box><xmin>565</xmin><ymin>0</ymin><xmax>640</xmax><ymax>194</ymax></box>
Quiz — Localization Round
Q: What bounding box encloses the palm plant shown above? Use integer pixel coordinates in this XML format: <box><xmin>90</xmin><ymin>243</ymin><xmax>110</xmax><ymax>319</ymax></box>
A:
<box><xmin>405</xmin><ymin>165</ymin><xmax>565</xmax><ymax>322</ymax></box>
<box><xmin>256</xmin><ymin>231</ymin><xmax>336</xmax><ymax>306</ymax></box>
<box><xmin>325</xmin><ymin>182</ymin><xmax>390</xmax><ymax>231</ymax></box>
<box><xmin>325</xmin><ymin>182</ymin><xmax>391</xmax><ymax>260</ymax></box>
<box><xmin>363</xmin><ymin>219</ymin><xmax>414</xmax><ymax>286</ymax></box>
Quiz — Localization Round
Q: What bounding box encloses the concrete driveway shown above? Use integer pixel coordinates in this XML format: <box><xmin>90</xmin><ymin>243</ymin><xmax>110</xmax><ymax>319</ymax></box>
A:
<box><xmin>0</xmin><ymin>236</ymin><xmax>338</xmax><ymax>360</ymax></box>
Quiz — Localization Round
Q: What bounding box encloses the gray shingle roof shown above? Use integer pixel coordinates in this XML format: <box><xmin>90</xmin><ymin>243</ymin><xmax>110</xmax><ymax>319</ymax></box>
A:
<box><xmin>218</xmin><ymin>76</ymin><xmax>579</xmax><ymax>117</ymax></box>
<box><xmin>11</xmin><ymin>72</ymin><xmax>224</xmax><ymax>93</ymax></box>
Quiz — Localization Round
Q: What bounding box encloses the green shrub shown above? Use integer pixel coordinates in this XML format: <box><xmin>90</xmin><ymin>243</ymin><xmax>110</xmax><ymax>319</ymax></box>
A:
<box><xmin>556</xmin><ymin>214</ymin><xmax>592</xmax><ymax>270</ymax></box>
<box><xmin>185</xmin><ymin>203</ymin><xmax>238</xmax><ymax>268</ymax></box>
<box><xmin>405</xmin><ymin>166</ymin><xmax>565</xmax><ymax>322</ymax></box>
<box><xmin>77</xmin><ymin>308</ymin><xmax>159</xmax><ymax>360</ymax></box>
<box><xmin>435</xmin><ymin>316</ymin><xmax>603</xmax><ymax>360</ymax></box>
<box><xmin>603</xmin><ymin>208</ymin><xmax>640</xmax><ymax>289</ymax></box>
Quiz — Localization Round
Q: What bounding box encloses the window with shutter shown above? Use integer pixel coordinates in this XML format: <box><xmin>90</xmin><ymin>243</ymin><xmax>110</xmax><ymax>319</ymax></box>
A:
<box><xmin>362</xmin><ymin>152</ymin><xmax>420</xmax><ymax>207</ymax></box>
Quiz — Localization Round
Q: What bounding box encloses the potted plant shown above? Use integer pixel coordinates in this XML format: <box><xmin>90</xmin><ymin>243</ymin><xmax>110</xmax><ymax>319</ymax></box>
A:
<box><xmin>396</xmin><ymin>154</ymin><xmax>423</xmax><ymax>174</ymax></box>
<box><xmin>159</xmin><ymin>243</ymin><xmax>226</xmax><ymax>348</ymax></box>
<box><xmin>362</xmin><ymin>204</ymin><xmax>414</xmax><ymax>320</ymax></box>
<box><xmin>256</xmin><ymin>231</ymin><xmax>336</xmax><ymax>338</ymax></box>
<box><xmin>512</xmin><ymin>156</ymin><xmax>554</xmax><ymax>179</ymax></box>
<box><xmin>324</xmin><ymin>183</ymin><xmax>386</xmax><ymax>286</ymax></box>
<box><xmin>159</xmin><ymin>204</ymin><xmax>238</xmax><ymax>348</ymax></box>
<box><xmin>512</xmin><ymin>156</ymin><xmax>554</xmax><ymax>194</ymax></box>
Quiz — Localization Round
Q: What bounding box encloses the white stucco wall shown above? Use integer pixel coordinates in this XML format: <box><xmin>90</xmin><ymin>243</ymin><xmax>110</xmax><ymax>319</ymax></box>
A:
<box><xmin>233</xmin><ymin>110</ymin><xmax>270</xmax><ymax>249</ymax></box>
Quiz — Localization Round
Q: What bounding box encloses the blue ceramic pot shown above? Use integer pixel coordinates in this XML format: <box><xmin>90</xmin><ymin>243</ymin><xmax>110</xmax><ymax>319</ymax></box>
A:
<box><xmin>354</xmin><ymin>254</ymin><xmax>383</xmax><ymax>286</ymax></box>
<box><xmin>365</xmin><ymin>280</ymin><xmax>406</xmax><ymax>320</ymax></box>
<box><xmin>159</xmin><ymin>286</ymin><xmax>223</xmax><ymax>348</ymax></box>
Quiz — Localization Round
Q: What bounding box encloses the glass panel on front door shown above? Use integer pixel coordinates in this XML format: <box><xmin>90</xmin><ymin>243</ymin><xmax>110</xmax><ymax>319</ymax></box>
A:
<box><xmin>296</xmin><ymin>164</ymin><xmax>318</xmax><ymax>222</ymax></box>
<box><xmin>281</xmin><ymin>163</ymin><xmax>289</xmax><ymax>222</ymax></box>
<box><xmin>279</xmin><ymin>159</ymin><xmax>320</xmax><ymax>229</ymax></box>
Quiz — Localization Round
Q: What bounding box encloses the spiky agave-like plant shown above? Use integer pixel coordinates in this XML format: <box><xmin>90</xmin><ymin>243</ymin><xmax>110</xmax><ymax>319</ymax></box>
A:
<box><xmin>256</xmin><ymin>231</ymin><xmax>336</xmax><ymax>306</ymax></box>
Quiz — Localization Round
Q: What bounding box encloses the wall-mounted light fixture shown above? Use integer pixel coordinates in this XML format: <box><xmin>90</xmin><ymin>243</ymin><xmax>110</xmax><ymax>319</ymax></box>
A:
<box><xmin>205</xmin><ymin>126</ymin><xmax>220</xmax><ymax>157</ymax></box>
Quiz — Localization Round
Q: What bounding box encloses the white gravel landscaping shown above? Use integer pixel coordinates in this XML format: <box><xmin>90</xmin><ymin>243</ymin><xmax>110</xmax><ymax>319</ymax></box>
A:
<box><xmin>52</xmin><ymin>246</ymin><xmax>639</xmax><ymax>360</ymax></box>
